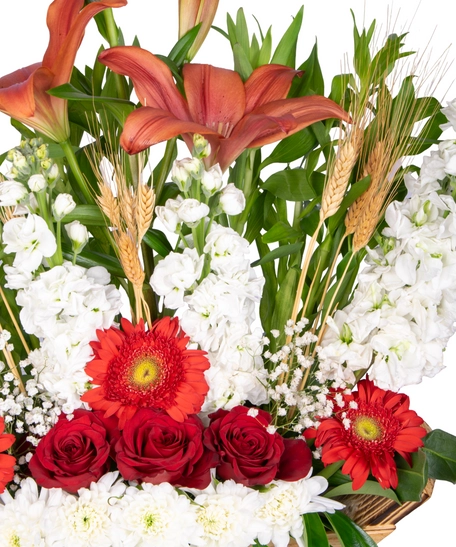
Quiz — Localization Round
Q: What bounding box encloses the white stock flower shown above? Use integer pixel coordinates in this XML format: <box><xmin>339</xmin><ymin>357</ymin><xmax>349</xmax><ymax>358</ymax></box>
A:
<box><xmin>150</xmin><ymin>248</ymin><xmax>204</xmax><ymax>309</ymax></box>
<box><xmin>441</xmin><ymin>98</ymin><xmax>456</xmax><ymax>131</ymax></box>
<box><xmin>177</xmin><ymin>198</ymin><xmax>210</xmax><ymax>227</ymax></box>
<box><xmin>65</xmin><ymin>220</ymin><xmax>89</xmax><ymax>253</ymax></box>
<box><xmin>203</xmin><ymin>224</ymin><xmax>250</xmax><ymax>274</ymax></box>
<box><xmin>0</xmin><ymin>179</ymin><xmax>28</xmax><ymax>206</ymax></box>
<box><xmin>171</xmin><ymin>157</ymin><xmax>203</xmax><ymax>191</ymax></box>
<box><xmin>28</xmin><ymin>174</ymin><xmax>46</xmax><ymax>192</ymax></box>
<box><xmin>3</xmin><ymin>264</ymin><xmax>33</xmax><ymax>290</ymax></box>
<box><xmin>201</xmin><ymin>164</ymin><xmax>223</xmax><ymax>197</ymax></box>
<box><xmin>111</xmin><ymin>483</ymin><xmax>202</xmax><ymax>547</ymax></box>
<box><xmin>219</xmin><ymin>183</ymin><xmax>245</xmax><ymax>215</ymax></box>
<box><xmin>53</xmin><ymin>193</ymin><xmax>76</xmax><ymax>220</ymax></box>
<box><xmin>2</xmin><ymin>214</ymin><xmax>57</xmax><ymax>272</ymax></box>
<box><xmin>155</xmin><ymin>196</ymin><xmax>184</xmax><ymax>233</ymax></box>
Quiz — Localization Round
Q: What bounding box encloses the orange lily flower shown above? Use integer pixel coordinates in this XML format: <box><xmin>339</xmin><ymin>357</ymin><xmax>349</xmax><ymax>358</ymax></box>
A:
<box><xmin>179</xmin><ymin>0</ymin><xmax>219</xmax><ymax>61</ymax></box>
<box><xmin>99</xmin><ymin>46</ymin><xmax>350</xmax><ymax>171</ymax></box>
<box><xmin>0</xmin><ymin>0</ymin><xmax>127</xmax><ymax>143</ymax></box>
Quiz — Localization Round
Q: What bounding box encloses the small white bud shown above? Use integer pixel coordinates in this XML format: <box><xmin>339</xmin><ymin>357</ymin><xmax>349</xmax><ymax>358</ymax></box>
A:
<box><xmin>219</xmin><ymin>183</ymin><xmax>245</xmax><ymax>215</ymax></box>
<box><xmin>65</xmin><ymin>220</ymin><xmax>89</xmax><ymax>253</ymax></box>
<box><xmin>201</xmin><ymin>164</ymin><xmax>223</xmax><ymax>197</ymax></box>
<box><xmin>28</xmin><ymin>174</ymin><xmax>46</xmax><ymax>193</ymax></box>
<box><xmin>52</xmin><ymin>193</ymin><xmax>76</xmax><ymax>220</ymax></box>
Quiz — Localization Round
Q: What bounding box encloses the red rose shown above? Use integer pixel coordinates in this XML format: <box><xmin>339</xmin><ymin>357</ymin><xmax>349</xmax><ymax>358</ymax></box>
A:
<box><xmin>29</xmin><ymin>409</ymin><xmax>111</xmax><ymax>493</ymax></box>
<box><xmin>114</xmin><ymin>408</ymin><xmax>218</xmax><ymax>489</ymax></box>
<box><xmin>204</xmin><ymin>406</ymin><xmax>312</xmax><ymax>486</ymax></box>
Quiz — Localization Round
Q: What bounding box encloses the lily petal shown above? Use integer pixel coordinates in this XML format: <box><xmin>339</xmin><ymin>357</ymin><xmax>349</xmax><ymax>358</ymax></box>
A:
<box><xmin>183</xmin><ymin>63</ymin><xmax>245</xmax><ymax>137</ymax></box>
<box><xmin>248</xmin><ymin>96</ymin><xmax>351</xmax><ymax>147</ymax></box>
<box><xmin>48</xmin><ymin>0</ymin><xmax>128</xmax><ymax>88</ymax></box>
<box><xmin>244</xmin><ymin>64</ymin><xmax>302</xmax><ymax>114</ymax></box>
<box><xmin>0</xmin><ymin>64</ymin><xmax>40</xmax><ymax>119</ymax></box>
<box><xmin>99</xmin><ymin>46</ymin><xmax>189</xmax><ymax>120</ymax></box>
<box><xmin>120</xmin><ymin>106</ymin><xmax>219</xmax><ymax>154</ymax></box>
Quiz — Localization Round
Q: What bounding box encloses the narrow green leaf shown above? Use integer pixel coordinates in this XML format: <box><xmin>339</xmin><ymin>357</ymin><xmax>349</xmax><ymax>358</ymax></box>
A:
<box><xmin>423</xmin><ymin>429</ymin><xmax>456</xmax><ymax>483</ymax></box>
<box><xmin>233</xmin><ymin>43</ymin><xmax>254</xmax><ymax>80</ymax></box>
<box><xmin>262</xmin><ymin>221</ymin><xmax>301</xmax><ymax>244</ymax></box>
<box><xmin>47</xmin><ymin>83</ymin><xmax>132</xmax><ymax>104</ymax></box>
<box><xmin>10</xmin><ymin>119</ymin><xmax>35</xmax><ymax>139</ymax></box>
<box><xmin>291</xmin><ymin>42</ymin><xmax>324</xmax><ymax>97</ymax></box>
<box><xmin>257</xmin><ymin>27</ymin><xmax>272</xmax><ymax>66</ymax></box>
<box><xmin>64</xmin><ymin>250</ymin><xmax>124</xmax><ymax>278</ymax></box>
<box><xmin>235</xmin><ymin>8</ymin><xmax>250</xmax><ymax>57</ymax></box>
<box><xmin>325</xmin><ymin>480</ymin><xmax>400</xmax><ymax>504</ymax></box>
<box><xmin>168</xmin><ymin>23</ymin><xmax>201</xmax><ymax>66</ymax></box>
<box><xmin>271</xmin><ymin>266</ymin><xmax>299</xmax><ymax>332</ymax></box>
<box><xmin>326</xmin><ymin>511</ymin><xmax>378</xmax><ymax>547</ymax></box>
<box><xmin>302</xmin><ymin>513</ymin><xmax>330</xmax><ymax>547</ymax></box>
<box><xmin>261</xmin><ymin>128</ymin><xmax>317</xmax><ymax>167</ymax></box>
<box><xmin>63</xmin><ymin>205</ymin><xmax>106</xmax><ymax>226</ymax></box>
<box><xmin>262</xmin><ymin>169</ymin><xmax>315</xmax><ymax>201</ymax></box>
<box><xmin>251</xmin><ymin>242</ymin><xmax>303</xmax><ymax>267</ymax></box>
<box><xmin>250</xmin><ymin>33</ymin><xmax>260</xmax><ymax>68</ymax></box>
<box><xmin>271</xmin><ymin>6</ymin><xmax>304</xmax><ymax>67</ymax></box>
<box><xmin>143</xmin><ymin>228</ymin><xmax>173</xmax><ymax>257</ymax></box>
<box><xmin>395</xmin><ymin>450</ymin><xmax>428</xmax><ymax>502</ymax></box>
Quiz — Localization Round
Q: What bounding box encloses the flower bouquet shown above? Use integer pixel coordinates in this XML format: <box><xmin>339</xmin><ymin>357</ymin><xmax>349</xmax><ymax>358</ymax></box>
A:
<box><xmin>0</xmin><ymin>1</ymin><xmax>456</xmax><ymax>546</ymax></box>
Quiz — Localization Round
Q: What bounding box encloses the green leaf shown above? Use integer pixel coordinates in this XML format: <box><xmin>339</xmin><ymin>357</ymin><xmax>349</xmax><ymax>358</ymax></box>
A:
<box><xmin>251</xmin><ymin>242</ymin><xmax>303</xmax><ymax>267</ymax></box>
<box><xmin>325</xmin><ymin>480</ymin><xmax>400</xmax><ymax>504</ymax></box>
<box><xmin>423</xmin><ymin>429</ymin><xmax>456</xmax><ymax>483</ymax></box>
<box><xmin>271</xmin><ymin>266</ymin><xmax>299</xmax><ymax>332</ymax></box>
<box><xmin>261</xmin><ymin>128</ymin><xmax>317</xmax><ymax>167</ymax></box>
<box><xmin>235</xmin><ymin>8</ymin><xmax>250</xmax><ymax>58</ymax></box>
<box><xmin>143</xmin><ymin>228</ymin><xmax>173</xmax><ymax>258</ymax></box>
<box><xmin>330</xmin><ymin>73</ymin><xmax>357</xmax><ymax>105</ymax></box>
<box><xmin>257</xmin><ymin>26</ymin><xmax>272</xmax><ymax>66</ymax></box>
<box><xmin>262</xmin><ymin>221</ymin><xmax>301</xmax><ymax>244</ymax></box>
<box><xmin>168</xmin><ymin>23</ymin><xmax>201</xmax><ymax>66</ymax></box>
<box><xmin>47</xmin><ymin>83</ymin><xmax>132</xmax><ymax>104</ymax></box>
<box><xmin>64</xmin><ymin>250</ymin><xmax>124</xmax><ymax>278</ymax></box>
<box><xmin>326</xmin><ymin>511</ymin><xmax>378</xmax><ymax>547</ymax></box>
<box><xmin>63</xmin><ymin>205</ymin><xmax>106</xmax><ymax>226</ymax></box>
<box><xmin>262</xmin><ymin>169</ymin><xmax>316</xmax><ymax>201</ymax></box>
<box><xmin>233</xmin><ymin>43</ymin><xmax>254</xmax><ymax>80</ymax></box>
<box><xmin>395</xmin><ymin>450</ymin><xmax>428</xmax><ymax>502</ymax></box>
<box><xmin>292</xmin><ymin>41</ymin><xmax>324</xmax><ymax>97</ymax></box>
<box><xmin>302</xmin><ymin>513</ymin><xmax>330</xmax><ymax>547</ymax></box>
<box><xmin>271</xmin><ymin>6</ymin><xmax>304</xmax><ymax>67</ymax></box>
<box><xmin>10</xmin><ymin>119</ymin><xmax>35</xmax><ymax>139</ymax></box>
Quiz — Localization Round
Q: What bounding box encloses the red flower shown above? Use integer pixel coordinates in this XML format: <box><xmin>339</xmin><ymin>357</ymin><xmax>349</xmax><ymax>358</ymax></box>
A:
<box><xmin>0</xmin><ymin>0</ymin><xmax>126</xmax><ymax>142</ymax></box>
<box><xmin>315</xmin><ymin>378</ymin><xmax>426</xmax><ymax>490</ymax></box>
<box><xmin>204</xmin><ymin>406</ymin><xmax>312</xmax><ymax>486</ymax></box>
<box><xmin>0</xmin><ymin>417</ymin><xmax>15</xmax><ymax>493</ymax></box>
<box><xmin>28</xmin><ymin>410</ymin><xmax>111</xmax><ymax>493</ymax></box>
<box><xmin>115</xmin><ymin>408</ymin><xmax>218</xmax><ymax>489</ymax></box>
<box><xmin>98</xmin><ymin>46</ymin><xmax>350</xmax><ymax>171</ymax></box>
<box><xmin>81</xmin><ymin>317</ymin><xmax>210</xmax><ymax>428</ymax></box>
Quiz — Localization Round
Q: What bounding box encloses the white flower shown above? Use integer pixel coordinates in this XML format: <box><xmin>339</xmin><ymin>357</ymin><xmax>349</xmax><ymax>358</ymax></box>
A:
<box><xmin>155</xmin><ymin>196</ymin><xmax>184</xmax><ymax>233</ymax></box>
<box><xmin>150</xmin><ymin>248</ymin><xmax>204</xmax><ymax>309</ymax></box>
<box><xmin>219</xmin><ymin>183</ymin><xmax>245</xmax><ymax>215</ymax></box>
<box><xmin>28</xmin><ymin>174</ymin><xmax>46</xmax><ymax>192</ymax></box>
<box><xmin>441</xmin><ymin>98</ymin><xmax>456</xmax><ymax>131</ymax></box>
<box><xmin>2</xmin><ymin>214</ymin><xmax>57</xmax><ymax>272</ymax></box>
<box><xmin>256</xmin><ymin>475</ymin><xmax>343</xmax><ymax>547</ymax></box>
<box><xmin>111</xmin><ymin>483</ymin><xmax>202</xmax><ymax>547</ymax></box>
<box><xmin>53</xmin><ymin>193</ymin><xmax>76</xmax><ymax>220</ymax></box>
<box><xmin>193</xmin><ymin>480</ymin><xmax>262</xmax><ymax>547</ymax></box>
<box><xmin>171</xmin><ymin>157</ymin><xmax>203</xmax><ymax>191</ymax></box>
<box><xmin>65</xmin><ymin>220</ymin><xmax>89</xmax><ymax>253</ymax></box>
<box><xmin>0</xmin><ymin>180</ymin><xmax>28</xmax><ymax>206</ymax></box>
<box><xmin>203</xmin><ymin>224</ymin><xmax>250</xmax><ymax>275</ymax></box>
<box><xmin>201</xmin><ymin>164</ymin><xmax>223</xmax><ymax>197</ymax></box>
<box><xmin>177</xmin><ymin>198</ymin><xmax>210</xmax><ymax>227</ymax></box>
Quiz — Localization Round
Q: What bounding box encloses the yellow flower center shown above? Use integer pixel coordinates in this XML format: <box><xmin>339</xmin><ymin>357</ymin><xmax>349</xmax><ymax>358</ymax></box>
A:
<box><xmin>131</xmin><ymin>357</ymin><xmax>160</xmax><ymax>387</ymax></box>
<box><xmin>354</xmin><ymin>416</ymin><xmax>382</xmax><ymax>441</ymax></box>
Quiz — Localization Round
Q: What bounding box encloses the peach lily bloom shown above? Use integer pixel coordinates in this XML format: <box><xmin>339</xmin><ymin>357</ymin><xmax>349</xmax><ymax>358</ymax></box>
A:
<box><xmin>0</xmin><ymin>0</ymin><xmax>127</xmax><ymax>143</ymax></box>
<box><xmin>99</xmin><ymin>46</ymin><xmax>350</xmax><ymax>171</ymax></box>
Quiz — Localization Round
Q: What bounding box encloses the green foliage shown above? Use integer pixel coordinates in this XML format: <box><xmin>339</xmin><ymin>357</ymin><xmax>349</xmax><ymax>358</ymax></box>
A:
<box><xmin>395</xmin><ymin>450</ymin><xmax>428</xmax><ymax>502</ymax></box>
<box><xmin>423</xmin><ymin>429</ymin><xmax>456</xmax><ymax>483</ymax></box>
<box><xmin>325</xmin><ymin>480</ymin><xmax>400</xmax><ymax>504</ymax></box>
<box><xmin>325</xmin><ymin>511</ymin><xmax>378</xmax><ymax>547</ymax></box>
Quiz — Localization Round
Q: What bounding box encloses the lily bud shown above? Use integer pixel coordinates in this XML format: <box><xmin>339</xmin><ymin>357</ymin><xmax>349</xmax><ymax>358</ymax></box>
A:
<box><xmin>65</xmin><ymin>220</ymin><xmax>89</xmax><ymax>254</ymax></box>
<box><xmin>178</xmin><ymin>0</ymin><xmax>219</xmax><ymax>61</ymax></box>
<box><xmin>28</xmin><ymin>174</ymin><xmax>47</xmax><ymax>193</ymax></box>
<box><xmin>53</xmin><ymin>193</ymin><xmax>76</xmax><ymax>221</ymax></box>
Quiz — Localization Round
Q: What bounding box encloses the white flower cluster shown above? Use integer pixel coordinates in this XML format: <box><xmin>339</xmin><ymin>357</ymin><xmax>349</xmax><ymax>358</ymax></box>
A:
<box><xmin>319</xmin><ymin>125</ymin><xmax>456</xmax><ymax>390</ymax></box>
<box><xmin>264</xmin><ymin>320</ymin><xmax>334</xmax><ymax>432</ymax></box>
<box><xmin>0</xmin><ymin>472</ymin><xmax>342</xmax><ymax>547</ymax></box>
<box><xmin>11</xmin><ymin>262</ymin><xmax>122</xmax><ymax>409</ymax></box>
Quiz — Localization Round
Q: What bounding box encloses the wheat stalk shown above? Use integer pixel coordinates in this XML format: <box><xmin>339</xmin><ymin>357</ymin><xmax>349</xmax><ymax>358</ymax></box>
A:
<box><xmin>137</xmin><ymin>183</ymin><xmax>155</xmax><ymax>242</ymax></box>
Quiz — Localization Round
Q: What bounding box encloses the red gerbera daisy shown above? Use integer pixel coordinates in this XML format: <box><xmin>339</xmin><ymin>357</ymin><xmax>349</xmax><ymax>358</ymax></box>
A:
<box><xmin>315</xmin><ymin>377</ymin><xmax>426</xmax><ymax>490</ymax></box>
<box><xmin>81</xmin><ymin>316</ymin><xmax>210</xmax><ymax>428</ymax></box>
<box><xmin>0</xmin><ymin>416</ymin><xmax>15</xmax><ymax>493</ymax></box>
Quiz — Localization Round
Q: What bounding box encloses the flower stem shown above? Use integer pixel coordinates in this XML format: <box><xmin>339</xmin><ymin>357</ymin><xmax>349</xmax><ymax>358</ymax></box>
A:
<box><xmin>318</xmin><ymin>460</ymin><xmax>344</xmax><ymax>480</ymax></box>
<box><xmin>60</xmin><ymin>140</ymin><xmax>94</xmax><ymax>205</ymax></box>
<box><xmin>155</xmin><ymin>138</ymin><xmax>177</xmax><ymax>203</ymax></box>
<box><xmin>103</xmin><ymin>9</ymin><xmax>128</xmax><ymax>101</ymax></box>
<box><xmin>54</xmin><ymin>219</ymin><xmax>64</xmax><ymax>266</ymax></box>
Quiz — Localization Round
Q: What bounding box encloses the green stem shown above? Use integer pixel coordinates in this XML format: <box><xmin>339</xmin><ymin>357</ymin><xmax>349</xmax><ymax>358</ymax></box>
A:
<box><xmin>35</xmin><ymin>191</ymin><xmax>53</xmax><ymax>233</ymax></box>
<box><xmin>60</xmin><ymin>140</ymin><xmax>94</xmax><ymax>205</ymax></box>
<box><xmin>155</xmin><ymin>138</ymin><xmax>177</xmax><ymax>203</ymax></box>
<box><xmin>54</xmin><ymin>219</ymin><xmax>63</xmax><ymax>265</ymax></box>
<box><xmin>103</xmin><ymin>9</ymin><xmax>127</xmax><ymax>100</ymax></box>
<box><xmin>317</xmin><ymin>461</ymin><xmax>344</xmax><ymax>480</ymax></box>
<box><xmin>233</xmin><ymin>150</ymin><xmax>255</xmax><ymax>234</ymax></box>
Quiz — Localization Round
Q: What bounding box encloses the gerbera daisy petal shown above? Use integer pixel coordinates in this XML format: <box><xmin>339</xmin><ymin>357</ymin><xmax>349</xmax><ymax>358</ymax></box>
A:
<box><xmin>82</xmin><ymin>317</ymin><xmax>210</xmax><ymax>427</ymax></box>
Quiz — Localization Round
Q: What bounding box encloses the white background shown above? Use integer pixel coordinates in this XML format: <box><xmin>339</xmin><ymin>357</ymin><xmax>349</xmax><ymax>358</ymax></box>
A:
<box><xmin>1</xmin><ymin>2</ymin><xmax>455</xmax><ymax>545</ymax></box>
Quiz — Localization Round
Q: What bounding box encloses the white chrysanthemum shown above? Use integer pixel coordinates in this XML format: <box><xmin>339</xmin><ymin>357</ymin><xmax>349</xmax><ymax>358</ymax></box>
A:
<box><xmin>111</xmin><ymin>483</ymin><xmax>202</xmax><ymax>547</ymax></box>
<box><xmin>192</xmin><ymin>480</ymin><xmax>262</xmax><ymax>547</ymax></box>
<box><xmin>45</xmin><ymin>472</ymin><xmax>125</xmax><ymax>547</ymax></box>
<box><xmin>0</xmin><ymin>478</ymin><xmax>68</xmax><ymax>547</ymax></box>
<box><xmin>256</xmin><ymin>475</ymin><xmax>343</xmax><ymax>547</ymax></box>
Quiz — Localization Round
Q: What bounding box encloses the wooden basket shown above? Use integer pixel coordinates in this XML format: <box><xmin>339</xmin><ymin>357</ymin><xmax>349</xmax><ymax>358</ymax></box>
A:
<box><xmin>274</xmin><ymin>477</ymin><xmax>435</xmax><ymax>546</ymax></box>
